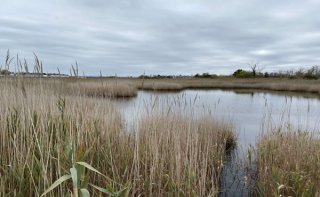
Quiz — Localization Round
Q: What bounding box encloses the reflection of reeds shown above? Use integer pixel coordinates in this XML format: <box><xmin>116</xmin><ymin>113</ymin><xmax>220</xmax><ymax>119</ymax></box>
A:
<box><xmin>0</xmin><ymin>76</ymin><xmax>236</xmax><ymax>196</ymax></box>
<box><xmin>252</xmin><ymin>131</ymin><xmax>320</xmax><ymax>196</ymax></box>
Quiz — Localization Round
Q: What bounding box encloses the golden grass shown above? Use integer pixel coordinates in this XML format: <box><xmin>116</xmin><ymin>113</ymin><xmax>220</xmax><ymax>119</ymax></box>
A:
<box><xmin>110</xmin><ymin>77</ymin><xmax>318</xmax><ymax>98</ymax></box>
<box><xmin>0</xmin><ymin>76</ymin><xmax>236</xmax><ymax>196</ymax></box>
<box><xmin>134</xmin><ymin>113</ymin><xmax>235</xmax><ymax>196</ymax></box>
<box><xmin>2</xmin><ymin>77</ymin><xmax>319</xmax><ymax>97</ymax></box>
<box><xmin>69</xmin><ymin>81</ymin><xmax>138</xmax><ymax>98</ymax></box>
<box><xmin>139</xmin><ymin>81</ymin><xmax>183</xmax><ymax>91</ymax></box>
<box><xmin>131</xmin><ymin>78</ymin><xmax>320</xmax><ymax>95</ymax></box>
<box><xmin>0</xmin><ymin>78</ymin><xmax>123</xmax><ymax>196</ymax></box>
<box><xmin>254</xmin><ymin>131</ymin><xmax>320</xmax><ymax>196</ymax></box>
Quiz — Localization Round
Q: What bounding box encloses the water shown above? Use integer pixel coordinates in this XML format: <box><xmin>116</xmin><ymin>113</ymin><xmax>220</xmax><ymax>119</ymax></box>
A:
<box><xmin>112</xmin><ymin>90</ymin><xmax>320</xmax><ymax>196</ymax></box>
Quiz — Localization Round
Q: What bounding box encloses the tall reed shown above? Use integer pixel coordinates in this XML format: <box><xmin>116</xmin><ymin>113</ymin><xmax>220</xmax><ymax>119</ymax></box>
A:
<box><xmin>0</xmin><ymin>76</ymin><xmax>236</xmax><ymax>196</ymax></box>
<box><xmin>253</xmin><ymin>131</ymin><xmax>320</xmax><ymax>196</ymax></box>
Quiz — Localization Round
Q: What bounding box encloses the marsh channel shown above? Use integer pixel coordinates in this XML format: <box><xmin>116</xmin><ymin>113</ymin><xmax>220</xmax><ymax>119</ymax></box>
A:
<box><xmin>112</xmin><ymin>89</ymin><xmax>320</xmax><ymax>196</ymax></box>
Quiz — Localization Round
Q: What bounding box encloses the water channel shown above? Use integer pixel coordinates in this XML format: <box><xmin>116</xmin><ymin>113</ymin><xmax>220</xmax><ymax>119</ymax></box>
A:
<box><xmin>113</xmin><ymin>89</ymin><xmax>320</xmax><ymax>196</ymax></box>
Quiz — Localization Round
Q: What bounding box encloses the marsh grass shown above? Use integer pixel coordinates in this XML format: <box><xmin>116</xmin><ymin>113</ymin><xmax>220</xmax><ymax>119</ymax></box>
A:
<box><xmin>0</xmin><ymin>76</ymin><xmax>236</xmax><ymax>196</ymax></box>
<box><xmin>132</xmin><ymin>78</ymin><xmax>320</xmax><ymax>95</ymax></box>
<box><xmin>139</xmin><ymin>81</ymin><xmax>183</xmax><ymax>91</ymax></box>
<box><xmin>252</xmin><ymin>131</ymin><xmax>320</xmax><ymax>196</ymax></box>
<box><xmin>70</xmin><ymin>81</ymin><xmax>138</xmax><ymax>98</ymax></box>
<box><xmin>134</xmin><ymin>113</ymin><xmax>235</xmax><ymax>196</ymax></box>
<box><xmin>0</xmin><ymin>77</ymin><xmax>123</xmax><ymax>196</ymax></box>
<box><xmin>4</xmin><ymin>74</ymin><xmax>319</xmax><ymax>97</ymax></box>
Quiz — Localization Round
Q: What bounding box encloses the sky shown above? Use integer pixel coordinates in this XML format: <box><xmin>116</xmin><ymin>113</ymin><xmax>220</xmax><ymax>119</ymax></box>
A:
<box><xmin>1</xmin><ymin>0</ymin><xmax>320</xmax><ymax>76</ymax></box>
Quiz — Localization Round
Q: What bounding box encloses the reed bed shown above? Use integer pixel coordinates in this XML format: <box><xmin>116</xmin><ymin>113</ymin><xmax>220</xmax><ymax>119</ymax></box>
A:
<box><xmin>0</xmin><ymin>77</ymin><xmax>236</xmax><ymax>196</ymax></box>
<box><xmin>139</xmin><ymin>81</ymin><xmax>183</xmax><ymax>91</ymax></box>
<box><xmin>68</xmin><ymin>81</ymin><xmax>138</xmax><ymax>98</ymax></box>
<box><xmin>2</xmin><ymin>76</ymin><xmax>320</xmax><ymax>97</ymax></box>
<box><xmin>133</xmin><ymin>112</ymin><xmax>235</xmax><ymax>196</ymax></box>
<box><xmin>0</xmin><ymin>77</ymin><xmax>123</xmax><ymax>196</ymax></box>
<box><xmin>130</xmin><ymin>78</ymin><xmax>320</xmax><ymax>95</ymax></box>
<box><xmin>253</xmin><ymin>131</ymin><xmax>320</xmax><ymax>196</ymax></box>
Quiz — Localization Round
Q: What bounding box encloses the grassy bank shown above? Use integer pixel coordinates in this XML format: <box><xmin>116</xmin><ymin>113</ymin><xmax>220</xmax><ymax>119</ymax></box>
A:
<box><xmin>73</xmin><ymin>77</ymin><xmax>320</xmax><ymax>96</ymax></box>
<box><xmin>0</xmin><ymin>77</ymin><xmax>236</xmax><ymax>196</ymax></box>
<box><xmin>2</xmin><ymin>77</ymin><xmax>319</xmax><ymax>98</ymax></box>
<box><xmin>252</xmin><ymin>131</ymin><xmax>320</xmax><ymax>196</ymax></box>
<box><xmin>135</xmin><ymin>78</ymin><xmax>320</xmax><ymax>95</ymax></box>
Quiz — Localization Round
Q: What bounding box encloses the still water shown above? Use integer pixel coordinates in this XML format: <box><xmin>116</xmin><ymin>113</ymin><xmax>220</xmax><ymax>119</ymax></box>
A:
<box><xmin>113</xmin><ymin>90</ymin><xmax>320</xmax><ymax>196</ymax></box>
<box><xmin>116</xmin><ymin>90</ymin><xmax>320</xmax><ymax>147</ymax></box>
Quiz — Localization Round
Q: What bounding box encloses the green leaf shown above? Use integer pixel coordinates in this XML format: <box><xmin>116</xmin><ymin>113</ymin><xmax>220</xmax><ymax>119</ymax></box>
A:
<box><xmin>90</xmin><ymin>184</ymin><xmax>115</xmax><ymax>196</ymax></box>
<box><xmin>80</xmin><ymin>188</ymin><xmax>90</xmax><ymax>197</ymax></box>
<box><xmin>70</xmin><ymin>167</ymin><xmax>78</xmax><ymax>190</ymax></box>
<box><xmin>76</xmin><ymin>162</ymin><xmax>103</xmax><ymax>176</ymax></box>
<box><xmin>41</xmin><ymin>174</ymin><xmax>71</xmax><ymax>197</ymax></box>
<box><xmin>76</xmin><ymin>164</ymin><xmax>86</xmax><ymax>187</ymax></box>
<box><xmin>76</xmin><ymin>161</ymin><xmax>118</xmax><ymax>185</ymax></box>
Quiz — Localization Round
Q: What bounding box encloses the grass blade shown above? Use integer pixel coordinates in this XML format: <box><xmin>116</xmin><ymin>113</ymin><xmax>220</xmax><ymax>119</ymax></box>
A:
<box><xmin>90</xmin><ymin>184</ymin><xmax>115</xmax><ymax>196</ymax></box>
<box><xmin>41</xmin><ymin>174</ymin><xmax>71</xmax><ymax>197</ymax></box>
<box><xmin>76</xmin><ymin>161</ymin><xmax>118</xmax><ymax>184</ymax></box>
<box><xmin>70</xmin><ymin>167</ymin><xmax>78</xmax><ymax>194</ymax></box>
<box><xmin>76</xmin><ymin>161</ymin><xmax>103</xmax><ymax>176</ymax></box>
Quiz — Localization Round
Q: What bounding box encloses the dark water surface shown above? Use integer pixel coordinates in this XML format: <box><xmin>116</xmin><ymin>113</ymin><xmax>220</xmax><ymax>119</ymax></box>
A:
<box><xmin>113</xmin><ymin>90</ymin><xmax>320</xmax><ymax>196</ymax></box>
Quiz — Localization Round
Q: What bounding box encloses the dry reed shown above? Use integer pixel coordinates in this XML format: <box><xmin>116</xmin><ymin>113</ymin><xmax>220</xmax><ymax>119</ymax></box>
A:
<box><xmin>131</xmin><ymin>78</ymin><xmax>320</xmax><ymax>95</ymax></box>
<box><xmin>253</xmin><ymin>131</ymin><xmax>320</xmax><ymax>196</ymax></box>
<box><xmin>69</xmin><ymin>81</ymin><xmax>138</xmax><ymax>98</ymax></box>
<box><xmin>0</xmin><ymin>76</ymin><xmax>236</xmax><ymax>196</ymax></box>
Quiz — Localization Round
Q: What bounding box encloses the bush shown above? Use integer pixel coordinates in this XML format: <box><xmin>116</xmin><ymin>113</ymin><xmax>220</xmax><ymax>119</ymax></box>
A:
<box><xmin>0</xmin><ymin>69</ymin><xmax>11</xmax><ymax>75</ymax></box>
<box><xmin>303</xmin><ymin>66</ymin><xmax>320</xmax><ymax>80</ymax></box>
<box><xmin>233</xmin><ymin>69</ymin><xmax>253</xmax><ymax>78</ymax></box>
<box><xmin>194</xmin><ymin>72</ymin><xmax>217</xmax><ymax>78</ymax></box>
<box><xmin>303</xmin><ymin>74</ymin><xmax>318</xmax><ymax>80</ymax></box>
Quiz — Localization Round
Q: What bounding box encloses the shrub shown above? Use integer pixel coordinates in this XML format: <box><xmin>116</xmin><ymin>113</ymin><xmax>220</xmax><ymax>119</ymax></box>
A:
<box><xmin>0</xmin><ymin>69</ymin><xmax>11</xmax><ymax>75</ymax></box>
<box><xmin>233</xmin><ymin>69</ymin><xmax>253</xmax><ymax>78</ymax></box>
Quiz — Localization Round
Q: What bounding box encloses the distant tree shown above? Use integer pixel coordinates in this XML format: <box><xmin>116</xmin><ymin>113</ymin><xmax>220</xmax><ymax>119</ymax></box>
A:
<box><xmin>304</xmin><ymin>65</ymin><xmax>320</xmax><ymax>79</ymax></box>
<box><xmin>233</xmin><ymin>69</ymin><xmax>242</xmax><ymax>77</ymax></box>
<box><xmin>295</xmin><ymin>68</ymin><xmax>305</xmax><ymax>78</ymax></box>
<box><xmin>0</xmin><ymin>69</ymin><xmax>11</xmax><ymax>75</ymax></box>
<box><xmin>202</xmin><ymin>72</ymin><xmax>211</xmax><ymax>78</ymax></box>
<box><xmin>194</xmin><ymin>72</ymin><xmax>216</xmax><ymax>78</ymax></box>
<box><xmin>138</xmin><ymin>74</ymin><xmax>151</xmax><ymax>79</ymax></box>
<box><xmin>250</xmin><ymin>64</ymin><xmax>257</xmax><ymax>77</ymax></box>
<box><xmin>233</xmin><ymin>69</ymin><xmax>253</xmax><ymax>78</ymax></box>
<box><xmin>248</xmin><ymin>62</ymin><xmax>264</xmax><ymax>77</ymax></box>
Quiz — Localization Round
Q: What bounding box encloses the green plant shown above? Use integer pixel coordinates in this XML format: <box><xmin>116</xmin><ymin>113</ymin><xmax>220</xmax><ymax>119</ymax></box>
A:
<box><xmin>232</xmin><ymin>69</ymin><xmax>253</xmax><ymax>78</ymax></box>
<box><xmin>41</xmin><ymin>142</ymin><xmax>129</xmax><ymax>197</ymax></box>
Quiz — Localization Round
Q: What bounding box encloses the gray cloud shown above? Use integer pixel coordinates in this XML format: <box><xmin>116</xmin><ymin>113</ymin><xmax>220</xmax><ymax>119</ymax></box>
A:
<box><xmin>1</xmin><ymin>0</ymin><xmax>320</xmax><ymax>76</ymax></box>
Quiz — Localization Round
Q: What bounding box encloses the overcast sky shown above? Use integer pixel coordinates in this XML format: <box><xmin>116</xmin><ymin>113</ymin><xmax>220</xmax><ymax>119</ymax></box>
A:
<box><xmin>1</xmin><ymin>0</ymin><xmax>320</xmax><ymax>76</ymax></box>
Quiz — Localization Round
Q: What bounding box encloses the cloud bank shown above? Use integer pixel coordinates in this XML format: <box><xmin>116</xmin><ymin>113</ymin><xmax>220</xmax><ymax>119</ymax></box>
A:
<box><xmin>1</xmin><ymin>0</ymin><xmax>320</xmax><ymax>76</ymax></box>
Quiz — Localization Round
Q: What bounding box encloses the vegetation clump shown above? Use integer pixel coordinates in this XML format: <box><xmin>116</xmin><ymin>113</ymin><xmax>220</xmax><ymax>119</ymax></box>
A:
<box><xmin>135</xmin><ymin>114</ymin><xmax>236</xmax><ymax>196</ymax></box>
<box><xmin>253</xmin><ymin>131</ymin><xmax>320</xmax><ymax>196</ymax></box>
<box><xmin>233</xmin><ymin>69</ymin><xmax>253</xmax><ymax>78</ymax></box>
<box><xmin>194</xmin><ymin>72</ymin><xmax>217</xmax><ymax>78</ymax></box>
